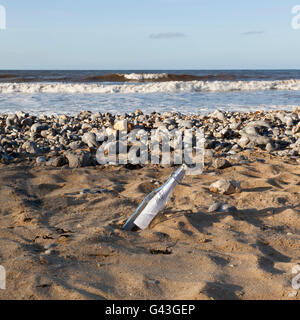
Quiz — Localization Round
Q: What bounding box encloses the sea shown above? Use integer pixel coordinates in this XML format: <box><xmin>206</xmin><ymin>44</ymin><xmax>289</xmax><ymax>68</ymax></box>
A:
<box><xmin>1</xmin><ymin>70</ymin><xmax>300</xmax><ymax>116</ymax></box>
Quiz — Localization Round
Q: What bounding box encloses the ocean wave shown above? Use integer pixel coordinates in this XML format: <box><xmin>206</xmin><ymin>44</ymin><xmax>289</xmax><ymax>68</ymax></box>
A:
<box><xmin>1</xmin><ymin>79</ymin><xmax>300</xmax><ymax>94</ymax></box>
<box><xmin>0</xmin><ymin>72</ymin><xmax>239</xmax><ymax>83</ymax></box>
<box><xmin>122</xmin><ymin>73</ymin><xmax>168</xmax><ymax>80</ymax></box>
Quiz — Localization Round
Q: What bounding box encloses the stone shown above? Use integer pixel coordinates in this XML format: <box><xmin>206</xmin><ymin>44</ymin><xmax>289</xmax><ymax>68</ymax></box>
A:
<box><xmin>82</xmin><ymin>123</ymin><xmax>92</xmax><ymax>130</ymax></box>
<box><xmin>213</xmin><ymin>158</ymin><xmax>232</xmax><ymax>170</ymax></box>
<box><xmin>277</xmin><ymin>150</ymin><xmax>289</xmax><ymax>157</ymax></box>
<box><xmin>31</xmin><ymin>123</ymin><xmax>48</xmax><ymax>134</ymax></box>
<box><xmin>6</xmin><ymin>115</ymin><xmax>16</xmax><ymax>127</ymax></box>
<box><xmin>266</xmin><ymin>143</ymin><xmax>274</xmax><ymax>152</ymax></box>
<box><xmin>220</xmin><ymin>203</ymin><xmax>238</xmax><ymax>213</ymax></box>
<box><xmin>229</xmin><ymin>121</ymin><xmax>241</xmax><ymax>130</ymax></box>
<box><xmin>178</xmin><ymin>120</ymin><xmax>193</xmax><ymax>129</ymax></box>
<box><xmin>90</xmin><ymin>112</ymin><xmax>101</xmax><ymax>122</ymax></box>
<box><xmin>208</xmin><ymin>202</ymin><xmax>222</xmax><ymax>212</ymax></box>
<box><xmin>204</xmin><ymin>149</ymin><xmax>214</xmax><ymax>158</ymax></box>
<box><xmin>242</xmin><ymin>134</ymin><xmax>271</xmax><ymax>147</ymax></box>
<box><xmin>205</xmin><ymin>139</ymin><xmax>217</xmax><ymax>150</ymax></box>
<box><xmin>208</xmin><ymin>202</ymin><xmax>237</xmax><ymax>213</ymax></box>
<box><xmin>65</xmin><ymin>151</ymin><xmax>93</xmax><ymax>168</ymax></box>
<box><xmin>244</xmin><ymin>125</ymin><xmax>258</xmax><ymax>136</ymax></box>
<box><xmin>15</xmin><ymin>111</ymin><xmax>27</xmax><ymax>120</ymax></box>
<box><xmin>114</xmin><ymin>120</ymin><xmax>131</xmax><ymax>131</ymax></box>
<box><xmin>40</xmin><ymin>130</ymin><xmax>49</xmax><ymax>138</ymax></box>
<box><xmin>228</xmin><ymin>150</ymin><xmax>236</xmax><ymax>155</ymax></box>
<box><xmin>212</xmin><ymin>109</ymin><xmax>225</xmax><ymax>121</ymax></box>
<box><xmin>209</xmin><ymin>179</ymin><xmax>241</xmax><ymax>195</ymax></box>
<box><xmin>292</xmin><ymin>125</ymin><xmax>300</xmax><ymax>135</ymax></box>
<box><xmin>238</xmin><ymin>136</ymin><xmax>250</xmax><ymax>148</ymax></box>
<box><xmin>285</xmin><ymin>117</ymin><xmax>293</xmax><ymax>127</ymax></box>
<box><xmin>105</xmin><ymin>127</ymin><xmax>117</xmax><ymax>137</ymax></box>
<box><xmin>135</xmin><ymin>109</ymin><xmax>144</xmax><ymax>116</ymax></box>
<box><xmin>69</xmin><ymin>141</ymin><xmax>83</xmax><ymax>150</ymax></box>
<box><xmin>23</xmin><ymin>141</ymin><xmax>39</xmax><ymax>154</ymax></box>
<box><xmin>47</xmin><ymin>156</ymin><xmax>67</xmax><ymax>167</ymax></box>
<box><xmin>21</xmin><ymin>118</ymin><xmax>33</xmax><ymax>127</ymax></box>
<box><xmin>36</xmin><ymin>156</ymin><xmax>47</xmax><ymax>164</ymax></box>
<box><xmin>245</xmin><ymin>120</ymin><xmax>271</xmax><ymax>130</ymax></box>
<box><xmin>59</xmin><ymin>114</ymin><xmax>68</xmax><ymax>121</ymax></box>
<box><xmin>82</xmin><ymin>132</ymin><xmax>98</xmax><ymax>148</ymax></box>
<box><xmin>253</xmin><ymin>135</ymin><xmax>271</xmax><ymax>146</ymax></box>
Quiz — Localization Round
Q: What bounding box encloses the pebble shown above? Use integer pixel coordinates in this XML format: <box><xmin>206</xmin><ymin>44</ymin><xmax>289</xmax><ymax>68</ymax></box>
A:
<box><xmin>238</xmin><ymin>136</ymin><xmax>250</xmax><ymax>148</ymax></box>
<box><xmin>213</xmin><ymin>158</ymin><xmax>232</xmax><ymax>170</ymax></box>
<box><xmin>204</xmin><ymin>149</ymin><xmax>214</xmax><ymax>158</ymax></box>
<box><xmin>69</xmin><ymin>141</ymin><xmax>83</xmax><ymax>150</ymax></box>
<box><xmin>266</xmin><ymin>143</ymin><xmax>274</xmax><ymax>152</ymax></box>
<box><xmin>65</xmin><ymin>151</ymin><xmax>93</xmax><ymax>168</ymax></box>
<box><xmin>0</xmin><ymin>109</ymin><xmax>299</xmax><ymax>169</ymax></box>
<box><xmin>31</xmin><ymin>123</ymin><xmax>47</xmax><ymax>134</ymax></box>
<box><xmin>208</xmin><ymin>202</ymin><xmax>238</xmax><ymax>213</ymax></box>
<box><xmin>114</xmin><ymin>120</ymin><xmax>131</xmax><ymax>131</ymax></box>
<box><xmin>209</xmin><ymin>179</ymin><xmax>241</xmax><ymax>195</ymax></box>
<box><xmin>220</xmin><ymin>203</ymin><xmax>238</xmax><ymax>213</ymax></box>
<box><xmin>208</xmin><ymin>202</ymin><xmax>222</xmax><ymax>212</ymax></box>
<box><xmin>23</xmin><ymin>141</ymin><xmax>39</xmax><ymax>154</ymax></box>
<box><xmin>47</xmin><ymin>156</ymin><xmax>67</xmax><ymax>167</ymax></box>
<box><xmin>178</xmin><ymin>120</ymin><xmax>193</xmax><ymax>129</ymax></box>
<box><xmin>36</xmin><ymin>156</ymin><xmax>46</xmax><ymax>164</ymax></box>
<box><xmin>212</xmin><ymin>109</ymin><xmax>226</xmax><ymax>121</ymax></box>
<box><xmin>82</xmin><ymin>132</ymin><xmax>98</xmax><ymax>148</ymax></box>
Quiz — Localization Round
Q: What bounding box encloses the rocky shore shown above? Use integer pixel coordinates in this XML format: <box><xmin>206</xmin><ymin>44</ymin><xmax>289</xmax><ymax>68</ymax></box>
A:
<box><xmin>1</xmin><ymin>109</ymin><xmax>300</xmax><ymax>167</ymax></box>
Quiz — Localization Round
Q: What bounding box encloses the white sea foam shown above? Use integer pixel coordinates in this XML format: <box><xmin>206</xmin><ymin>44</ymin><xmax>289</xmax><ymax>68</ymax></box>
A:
<box><xmin>1</xmin><ymin>79</ymin><xmax>300</xmax><ymax>94</ymax></box>
<box><xmin>122</xmin><ymin>73</ymin><xmax>168</xmax><ymax>80</ymax></box>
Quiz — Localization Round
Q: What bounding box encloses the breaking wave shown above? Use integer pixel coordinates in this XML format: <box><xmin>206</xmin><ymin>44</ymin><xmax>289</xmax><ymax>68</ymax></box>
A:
<box><xmin>1</xmin><ymin>79</ymin><xmax>300</xmax><ymax>94</ymax></box>
<box><xmin>122</xmin><ymin>73</ymin><xmax>168</xmax><ymax>80</ymax></box>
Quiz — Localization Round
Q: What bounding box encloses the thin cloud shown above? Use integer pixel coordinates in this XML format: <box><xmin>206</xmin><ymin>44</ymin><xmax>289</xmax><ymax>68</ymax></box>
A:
<box><xmin>241</xmin><ymin>31</ymin><xmax>264</xmax><ymax>36</ymax></box>
<box><xmin>149</xmin><ymin>32</ymin><xmax>186</xmax><ymax>39</ymax></box>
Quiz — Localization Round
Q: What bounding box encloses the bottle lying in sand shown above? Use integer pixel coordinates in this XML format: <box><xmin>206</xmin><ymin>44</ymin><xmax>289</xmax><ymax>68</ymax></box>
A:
<box><xmin>123</xmin><ymin>165</ymin><xmax>186</xmax><ymax>231</ymax></box>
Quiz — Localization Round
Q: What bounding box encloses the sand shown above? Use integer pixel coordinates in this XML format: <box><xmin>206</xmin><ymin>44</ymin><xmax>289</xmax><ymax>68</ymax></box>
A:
<box><xmin>0</xmin><ymin>150</ymin><xmax>300</xmax><ymax>300</ymax></box>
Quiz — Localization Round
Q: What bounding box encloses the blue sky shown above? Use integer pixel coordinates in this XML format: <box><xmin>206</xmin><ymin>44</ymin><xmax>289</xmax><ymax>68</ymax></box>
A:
<box><xmin>0</xmin><ymin>0</ymin><xmax>300</xmax><ymax>69</ymax></box>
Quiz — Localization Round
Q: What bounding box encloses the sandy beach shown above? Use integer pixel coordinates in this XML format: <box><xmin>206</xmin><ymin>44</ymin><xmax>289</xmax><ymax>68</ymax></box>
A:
<box><xmin>1</xmin><ymin>109</ymin><xmax>300</xmax><ymax>300</ymax></box>
<box><xmin>0</xmin><ymin>149</ymin><xmax>299</xmax><ymax>300</ymax></box>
